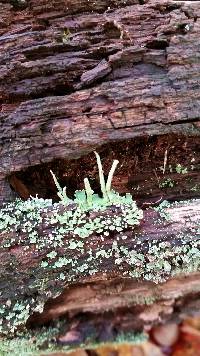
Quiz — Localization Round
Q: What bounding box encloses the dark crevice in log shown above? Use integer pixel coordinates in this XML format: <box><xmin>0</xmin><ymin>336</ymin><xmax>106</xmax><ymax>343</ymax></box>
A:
<box><xmin>7</xmin><ymin>133</ymin><xmax>200</xmax><ymax>204</ymax></box>
<box><xmin>155</xmin><ymin>4</ymin><xmax>180</xmax><ymax>14</ymax></box>
<box><xmin>146</xmin><ymin>39</ymin><xmax>169</xmax><ymax>50</ymax></box>
<box><xmin>9</xmin><ymin>0</ymin><xmax>28</xmax><ymax>10</ymax></box>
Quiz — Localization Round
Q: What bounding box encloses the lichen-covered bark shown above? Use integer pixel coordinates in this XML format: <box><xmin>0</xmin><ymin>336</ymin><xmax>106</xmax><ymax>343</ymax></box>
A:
<box><xmin>0</xmin><ymin>0</ymin><xmax>200</xmax><ymax>202</ymax></box>
<box><xmin>0</xmin><ymin>0</ymin><xmax>200</xmax><ymax>349</ymax></box>
<box><xmin>0</xmin><ymin>198</ymin><xmax>199</xmax><ymax>335</ymax></box>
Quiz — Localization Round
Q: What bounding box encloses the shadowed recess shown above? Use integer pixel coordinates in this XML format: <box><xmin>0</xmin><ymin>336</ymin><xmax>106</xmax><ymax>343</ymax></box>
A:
<box><xmin>8</xmin><ymin>133</ymin><xmax>200</xmax><ymax>204</ymax></box>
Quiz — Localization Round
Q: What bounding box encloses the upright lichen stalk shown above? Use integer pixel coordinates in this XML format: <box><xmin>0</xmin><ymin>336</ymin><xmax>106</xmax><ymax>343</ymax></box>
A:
<box><xmin>50</xmin><ymin>170</ymin><xmax>71</xmax><ymax>205</ymax></box>
<box><xmin>94</xmin><ymin>151</ymin><xmax>119</xmax><ymax>203</ymax></box>
<box><xmin>94</xmin><ymin>151</ymin><xmax>107</xmax><ymax>201</ymax></box>
<box><xmin>84</xmin><ymin>177</ymin><xmax>94</xmax><ymax>207</ymax></box>
<box><xmin>105</xmin><ymin>158</ymin><xmax>119</xmax><ymax>201</ymax></box>
<box><xmin>50</xmin><ymin>151</ymin><xmax>120</xmax><ymax>208</ymax></box>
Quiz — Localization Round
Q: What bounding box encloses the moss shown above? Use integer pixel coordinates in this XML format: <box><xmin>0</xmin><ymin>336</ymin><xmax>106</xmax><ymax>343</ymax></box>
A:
<box><xmin>114</xmin><ymin>331</ymin><xmax>148</xmax><ymax>344</ymax></box>
<box><xmin>0</xmin><ymin>326</ymin><xmax>59</xmax><ymax>356</ymax></box>
<box><xmin>0</xmin><ymin>325</ymin><xmax>147</xmax><ymax>356</ymax></box>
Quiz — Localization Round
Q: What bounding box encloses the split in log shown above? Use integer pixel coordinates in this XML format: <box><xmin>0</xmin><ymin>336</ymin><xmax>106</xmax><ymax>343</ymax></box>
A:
<box><xmin>7</xmin><ymin>133</ymin><xmax>200</xmax><ymax>204</ymax></box>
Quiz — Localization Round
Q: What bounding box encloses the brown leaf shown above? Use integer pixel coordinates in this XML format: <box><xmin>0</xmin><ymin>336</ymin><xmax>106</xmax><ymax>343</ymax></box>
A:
<box><xmin>172</xmin><ymin>324</ymin><xmax>200</xmax><ymax>356</ymax></box>
<box><xmin>141</xmin><ymin>342</ymin><xmax>164</xmax><ymax>356</ymax></box>
<box><xmin>152</xmin><ymin>323</ymin><xmax>179</xmax><ymax>347</ymax></box>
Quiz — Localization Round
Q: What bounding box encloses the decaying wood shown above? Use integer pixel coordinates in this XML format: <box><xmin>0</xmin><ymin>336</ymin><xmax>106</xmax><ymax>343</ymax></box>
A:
<box><xmin>0</xmin><ymin>198</ymin><xmax>199</xmax><ymax>336</ymax></box>
<box><xmin>32</xmin><ymin>273</ymin><xmax>200</xmax><ymax>341</ymax></box>
<box><xmin>0</xmin><ymin>0</ymin><xmax>200</xmax><ymax>351</ymax></box>
<box><xmin>0</xmin><ymin>0</ymin><xmax>200</xmax><ymax>202</ymax></box>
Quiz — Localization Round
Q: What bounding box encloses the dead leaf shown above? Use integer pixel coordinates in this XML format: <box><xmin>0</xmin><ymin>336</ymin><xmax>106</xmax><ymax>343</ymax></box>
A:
<box><xmin>152</xmin><ymin>323</ymin><xmax>179</xmax><ymax>347</ymax></box>
<box><xmin>141</xmin><ymin>342</ymin><xmax>164</xmax><ymax>356</ymax></box>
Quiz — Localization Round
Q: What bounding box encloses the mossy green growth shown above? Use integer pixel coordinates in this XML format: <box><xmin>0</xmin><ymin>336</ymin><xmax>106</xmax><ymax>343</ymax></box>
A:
<box><xmin>0</xmin><ymin>327</ymin><xmax>148</xmax><ymax>356</ymax></box>
<box><xmin>0</xmin><ymin>326</ymin><xmax>60</xmax><ymax>356</ymax></box>
<box><xmin>115</xmin><ymin>331</ymin><xmax>148</xmax><ymax>344</ymax></box>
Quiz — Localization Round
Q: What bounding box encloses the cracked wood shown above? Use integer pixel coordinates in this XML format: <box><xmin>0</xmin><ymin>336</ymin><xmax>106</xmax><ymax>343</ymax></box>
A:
<box><xmin>0</xmin><ymin>0</ymin><xmax>200</xmax><ymax>202</ymax></box>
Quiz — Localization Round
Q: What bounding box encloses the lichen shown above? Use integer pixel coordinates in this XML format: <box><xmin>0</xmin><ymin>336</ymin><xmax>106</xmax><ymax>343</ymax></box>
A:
<box><xmin>0</xmin><ymin>152</ymin><xmax>143</xmax><ymax>335</ymax></box>
<box><xmin>0</xmin><ymin>153</ymin><xmax>199</xmax><ymax>335</ymax></box>
<box><xmin>175</xmin><ymin>163</ymin><xmax>188</xmax><ymax>174</ymax></box>
<box><xmin>159</xmin><ymin>178</ymin><xmax>175</xmax><ymax>188</ymax></box>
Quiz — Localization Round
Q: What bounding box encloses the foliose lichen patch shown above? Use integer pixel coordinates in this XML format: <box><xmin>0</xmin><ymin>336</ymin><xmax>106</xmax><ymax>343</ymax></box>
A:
<box><xmin>0</xmin><ymin>152</ymin><xmax>143</xmax><ymax>334</ymax></box>
<box><xmin>0</xmin><ymin>153</ymin><xmax>199</xmax><ymax>336</ymax></box>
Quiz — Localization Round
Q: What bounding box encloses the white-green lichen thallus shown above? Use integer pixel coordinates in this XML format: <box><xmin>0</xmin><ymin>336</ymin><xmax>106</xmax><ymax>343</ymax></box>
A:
<box><xmin>0</xmin><ymin>152</ymin><xmax>143</xmax><ymax>335</ymax></box>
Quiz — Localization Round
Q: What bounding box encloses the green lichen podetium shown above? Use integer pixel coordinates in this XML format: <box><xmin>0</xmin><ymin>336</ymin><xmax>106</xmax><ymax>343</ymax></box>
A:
<box><xmin>0</xmin><ymin>152</ymin><xmax>143</xmax><ymax>335</ymax></box>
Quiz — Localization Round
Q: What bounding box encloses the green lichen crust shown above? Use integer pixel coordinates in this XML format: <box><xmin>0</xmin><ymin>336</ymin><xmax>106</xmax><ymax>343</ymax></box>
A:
<box><xmin>0</xmin><ymin>198</ymin><xmax>199</xmax><ymax>336</ymax></box>
<box><xmin>0</xmin><ymin>152</ymin><xmax>199</xmax><ymax>335</ymax></box>
<box><xmin>0</xmin><ymin>194</ymin><xmax>143</xmax><ymax>335</ymax></box>
<box><xmin>0</xmin><ymin>152</ymin><xmax>144</xmax><ymax>335</ymax></box>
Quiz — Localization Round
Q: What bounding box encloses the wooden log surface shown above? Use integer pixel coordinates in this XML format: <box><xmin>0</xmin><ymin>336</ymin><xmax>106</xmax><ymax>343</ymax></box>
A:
<box><xmin>0</xmin><ymin>0</ymin><xmax>200</xmax><ymax>351</ymax></box>
<box><xmin>0</xmin><ymin>0</ymin><xmax>200</xmax><ymax>202</ymax></box>
<box><xmin>0</xmin><ymin>197</ymin><xmax>199</xmax><ymax>335</ymax></box>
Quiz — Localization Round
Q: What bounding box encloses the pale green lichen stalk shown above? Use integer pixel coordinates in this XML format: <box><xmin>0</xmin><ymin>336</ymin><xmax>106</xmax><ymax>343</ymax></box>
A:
<box><xmin>50</xmin><ymin>151</ymin><xmax>125</xmax><ymax>209</ymax></box>
<box><xmin>50</xmin><ymin>170</ymin><xmax>71</xmax><ymax>205</ymax></box>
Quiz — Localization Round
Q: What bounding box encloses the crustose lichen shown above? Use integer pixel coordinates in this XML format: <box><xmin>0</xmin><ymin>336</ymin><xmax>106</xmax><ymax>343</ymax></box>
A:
<box><xmin>0</xmin><ymin>152</ymin><xmax>143</xmax><ymax>335</ymax></box>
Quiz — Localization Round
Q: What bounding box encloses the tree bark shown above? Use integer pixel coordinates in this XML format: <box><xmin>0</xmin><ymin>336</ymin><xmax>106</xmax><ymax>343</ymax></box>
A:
<box><xmin>0</xmin><ymin>0</ymin><xmax>200</xmax><ymax>202</ymax></box>
<box><xmin>0</xmin><ymin>0</ymin><xmax>200</xmax><ymax>350</ymax></box>
<box><xmin>0</xmin><ymin>198</ymin><xmax>200</xmax><ymax>336</ymax></box>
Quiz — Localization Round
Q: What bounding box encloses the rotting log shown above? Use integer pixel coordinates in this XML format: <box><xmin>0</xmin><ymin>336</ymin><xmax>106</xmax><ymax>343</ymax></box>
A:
<box><xmin>0</xmin><ymin>0</ymin><xmax>200</xmax><ymax>352</ymax></box>
<box><xmin>0</xmin><ymin>0</ymin><xmax>200</xmax><ymax>202</ymax></box>
<box><xmin>0</xmin><ymin>198</ymin><xmax>199</xmax><ymax>337</ymax></box>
